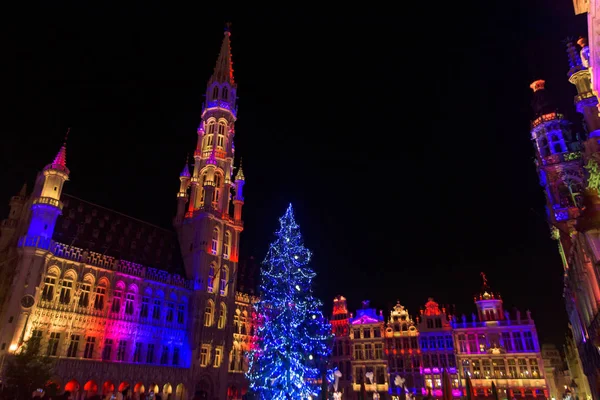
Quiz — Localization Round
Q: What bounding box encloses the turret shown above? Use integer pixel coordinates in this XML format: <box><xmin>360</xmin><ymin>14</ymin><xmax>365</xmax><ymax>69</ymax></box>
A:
<box><xmin>233</xmin><ymin>160</ymin><xmax>245</xmax><ymax>222</ymax></box>
<box><xmin>529</xmin><ymin>80</ymin><xmax>584</xmax><ymax>260</ymax></box>
<box><xmin>566</xmin><ymin>38</ymin><xmax>600</xmax><ymax>138</ymax></box>
<box><xmin>474</xmin><ymin>273</ymin><xmax>503</xmax><ymax>322</ymax></box>
<box><xmin>0</xmin><ymin>184</ymin><xmax>27</xmax><ymax>251</ymax></box>
<box><xmin>331</xmin><ymin>295</ymin><xmax>350</xmax><ymax>337</ymax></box>
<box><xmin>175</xmin><ymin>157</ymin><xmax>191</xmax><ymax>223</ymax></box>
<box><xmin>25</xmin><ymin>137</ymin><xmax>69</xmax><ymax>245</ymax></box>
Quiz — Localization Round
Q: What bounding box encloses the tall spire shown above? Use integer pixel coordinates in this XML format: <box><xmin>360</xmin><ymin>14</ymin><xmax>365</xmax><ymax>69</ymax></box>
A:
<box><xmin>209</xmin><ymin>23</ymin><xmax>235</xmax><ymax>86</ymax></box>
<box><xmin>235</xmin><ymin>157</ymin><xmax>245</xmax><ymax>181</ymax></box>
<box><xmin>46</xmin><ymin>128</ymin><xmax>69</xmax><ymax>173</ymax></box>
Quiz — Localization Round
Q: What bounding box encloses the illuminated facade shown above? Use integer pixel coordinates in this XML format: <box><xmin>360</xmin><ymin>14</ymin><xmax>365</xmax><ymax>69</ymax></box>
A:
<box><xmin>452</xmin><ymin>277</ymin><xmax>549</xmax><ymax>399</ymax></box>
<box><xmin>0</xmin><ymin>27</ymin><xmax>256</xmax><ymax>400</ymax></box>
<box><xmin>529</xmin><ymin>34</ymin><xmax>600</xmax><ymax>399</ymax></box>
<box><xmin>416</xmin><ymin>298</ymin><xmax>460</xmax><ymax>398</ymax></box>
<box><xmin>330</xmin><ymin>296</ymin><xmax>353</xmax><ymax>395</ymax></box>
<box><xmin>350</xmin><ymin>301</ymin><xmax>388</xmax><ymax>396</ymax></box>
<box><xmin>385</xmin><ymin>302</ymin><xmax>421</xmax><ymax>396</ymax></box>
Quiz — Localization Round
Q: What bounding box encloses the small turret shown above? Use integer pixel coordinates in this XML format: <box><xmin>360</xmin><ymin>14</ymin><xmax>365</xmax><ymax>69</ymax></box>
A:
<box><xmin>233</xmin><ymin>159</ymin><xmax>245</xmax><ymax>223</ymax></box>
<box><xmin>0</xmin><ymin>184</ymin><xmax>28</xmax><ymax>251</ymax></box>
<box><xmin>474</xmin><ymin>273</ymin><xmax>503</xmax><ymax>322</ymax></box>
<box><xmin>175</xmin><ymin>156</ymin><xmax>191</xmax><ymax>223</ymax></box>
<box><xmin>331</xmin><ymin>296</ymin><xmax>350</xmax><ymax>336</ymax></box>
<box><xmin>25</xmin><ymin>131</ymin><xmax>70</xmax><ymax>245</ymax></box>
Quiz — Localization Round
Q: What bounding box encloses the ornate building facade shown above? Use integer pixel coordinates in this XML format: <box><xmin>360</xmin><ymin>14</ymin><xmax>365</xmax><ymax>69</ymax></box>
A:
<box><xmin>452</xmin><ymin>278</ymin><xmax>548</xmax><ymax>399</ymax></box>
<box><xmin>0</xmin><ymin>27</ymin><xmax>257</xmax><ymax>400</ymax></box>
<box><xmin>529</xmin><ymin>32</ymin><xmax>600</xmax><ymax>399</ymax></box>
<box><xmin>332</xmin><ymin>277</ymin><xmax>549</xmax><ymax>399</ymax></box>
<box><xmin>416</xmin><ymin>299</ymin><xmax>460</xmax><ymax>398</ymax></box>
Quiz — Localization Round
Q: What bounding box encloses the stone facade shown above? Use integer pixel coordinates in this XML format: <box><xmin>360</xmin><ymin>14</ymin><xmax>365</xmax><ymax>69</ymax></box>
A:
<box><xmin>0</xmin><ymin>28</ymin><xmax>257</xmax><ymax>400</ymax></box>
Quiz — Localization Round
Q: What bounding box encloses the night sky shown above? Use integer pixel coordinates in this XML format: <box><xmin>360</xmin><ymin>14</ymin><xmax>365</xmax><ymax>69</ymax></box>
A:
<box><xmin>1</xmin><ymin>2</ymin><xmax>589</xmax><ymax>346</ymax></box>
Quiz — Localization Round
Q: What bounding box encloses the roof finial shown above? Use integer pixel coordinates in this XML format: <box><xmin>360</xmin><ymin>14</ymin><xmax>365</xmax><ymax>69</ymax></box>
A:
<box><xmin>225</xmin><ymin>22</ymin><xmax>232</xmax><ymax>35</ymax></box>
<box><xmin>64</xmin><ymin>127</ymin><xmax>70</xmax><ymax>145</ymax></box>
<box><xmin>235</xmin><ymin>157</ymin><xmax>245</xmax><ymax>181</ymax></box>
<box><xmin>565</xmin><ymin>37</ymin><xmax>584</xmax><ymax>77</ymax></box>
<box><xmin>481</xmin><ymin>272</ymin><xmax>488</xmax><ymax>289</ymax></box>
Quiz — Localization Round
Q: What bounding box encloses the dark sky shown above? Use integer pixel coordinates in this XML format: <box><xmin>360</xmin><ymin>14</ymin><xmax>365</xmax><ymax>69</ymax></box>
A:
<box><xmin>0</xmin><ymin>2</ymin><xmax>589</xmax><ymax>346</ymax></box>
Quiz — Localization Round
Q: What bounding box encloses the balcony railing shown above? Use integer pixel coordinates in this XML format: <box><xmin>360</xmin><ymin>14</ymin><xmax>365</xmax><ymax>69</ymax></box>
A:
<box><xmin>19</xmin><ymin>238</ymin><xmax>193</xmax><ymax>289</ymax></box>
<box><xmin>541</xmin><ymin>151</ymin><xmax>582</xmax><ymax>166</ymax></box>
<box><xmin>33</xmin><ymin>197</ymin><xmax>63</xmax><ymax>210</ymax></box>
<box><xmin>531</xmin><ymin>112</ymin><xmax>565</xmax><ymax>129</ymax></box>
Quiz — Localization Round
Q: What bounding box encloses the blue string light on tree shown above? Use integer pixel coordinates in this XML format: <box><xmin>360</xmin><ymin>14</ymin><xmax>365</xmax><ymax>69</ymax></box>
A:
<box><xmin>246</xmin><ymin>204</ymin><xmax>332</xmax><ymax>399</ymax></box>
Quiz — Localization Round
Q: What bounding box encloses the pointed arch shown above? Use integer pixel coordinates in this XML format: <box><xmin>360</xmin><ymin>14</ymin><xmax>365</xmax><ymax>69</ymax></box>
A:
<box><xmin>115</xmin><ymin>280</ymin><xmax>126</xmax><ymax>290</ymax></box>
<box><xmin>212</xmin><ymin>85</ymin><xmax>219</xmax><ymax>100</ymax></box>
<box><xmin>97</xmin><ymin>276</ymin><xmax>110</xmax><ymax>289</ymax></box>
<box><xmin>63</xmin><ymin>269</ymin><xmax>78</xmax><ymax>281</ymax></box>
<box><xmin>82</xmin><ymin>273</ymin><xmax>95</xmax><ymax>285</ymax></box>
<box><xmin>46</xmin><ymin>265</ymin><xmax>61</xmax><ymax>277</ymax></box>
<box><xmin>222</xmin><ymin>86</ymin><xmax>228</xmax><ymax>100</ymax></box>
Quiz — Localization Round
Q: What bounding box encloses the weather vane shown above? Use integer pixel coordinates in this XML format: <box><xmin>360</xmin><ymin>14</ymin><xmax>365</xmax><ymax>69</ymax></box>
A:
<box><xmin>480</xmin><ymin>272</ymin><xmax>488</xmax><ymax>287</ymax></box>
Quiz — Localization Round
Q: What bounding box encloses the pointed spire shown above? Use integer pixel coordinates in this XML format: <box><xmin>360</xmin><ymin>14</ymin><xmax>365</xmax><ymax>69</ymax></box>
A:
<box><xmin>18</xmin><ymin>183</ymin><xmax>27</xmax><ymax>197</ymax></box>
<box><xmin>209</xmin><ymin>23</ymin><xmax>235</xmax><ymax>85</ymax></box>
<box><xmin>180</xmin><ymin>154</ymin><xmax>191</xmax><ymax>178</ymax></box>
<box><xmin>235</xmin><ymin>157</ymin><xmax>245</xmax><ymax>180</ymax></box>
<box><xmin>566</xmin><ymin>37</ymin><xmax>584</xmax><ymax>77</ymax></box>
<box><xmin>46</xmin><ymin>128</ymin><xmax>70</xmax><ymax>174</ymax></box>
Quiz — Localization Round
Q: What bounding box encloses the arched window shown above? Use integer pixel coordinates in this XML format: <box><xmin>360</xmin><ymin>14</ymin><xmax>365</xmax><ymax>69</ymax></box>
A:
<box><xmin>218</xmin><ymin>121</ymin><xmax>226</xmax><ymax>135</ymax></box>
<box><xmin>207</xmin><ymin>120</ymin><xmax>217</xmax><ymax>134</ymax></box>
<box><xmin>223</xmin><ymin>231</ymin><xmax>231</xmax><ymax>259</ymax></box>
<box><xmin>211</xmin><ymin>227</ymin><xmax>219</xmax><ymax>254</ymax></box>
<box><xmin>220</xmin><ymin>266</ymin><xmax>228</xmax><ymax>296</ymax></box>
<box><xmin>233</xmin><ymin>314</ymin><xmax>240</xmax><ymax>333</ymax></box>
<box><xmin>212</xmin><ymin>86</ymin><xmax>219</xmax><ymax>99</ymax></box>
<box><xmin>539</xmin><ymin>137</ymin><xmax>550</xmax><ymax>157</ymax></box>
<box><xmin>213</xmin><ymin>175</ymin><xmax>222</xmax><ymax>203</ymax></box>
<box><xmin>59</xmin><ymin>272</ymin><xmax>75</xmax><ymax>304</ymax></box>
<box><xmin>208</xmin><ymin>264</ymin><xmax>216</xmax><ymax>293</ymax></box>
<box><xmin>554</xmin><ymin>143</ymin><xmax>563</xmax><ymax>153</ymax></box>
<box><xmin>222</xmin><ymin>87</ymin><xmax>228</xmax><ymax>99</ymax></box>
<box><xmin>42</xmin><ymin>269</ymin><xmax>59</xmax><ymax>301</ymax></box>
<box><xmin>204</xmin><ymin>300</ymin><xmax>214</xmax><ymax>327</ymax></box>
<box><xmin>218</xmin><ymin>303</ymin><xmax>227</xmax><ymax>329</ymax></box>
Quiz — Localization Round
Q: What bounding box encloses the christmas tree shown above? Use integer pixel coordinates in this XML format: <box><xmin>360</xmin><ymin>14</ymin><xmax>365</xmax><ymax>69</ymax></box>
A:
<box><xmin>247</xmin><ymin>204</ymin><xmax>332</xmax><ymax>399</ymax></box>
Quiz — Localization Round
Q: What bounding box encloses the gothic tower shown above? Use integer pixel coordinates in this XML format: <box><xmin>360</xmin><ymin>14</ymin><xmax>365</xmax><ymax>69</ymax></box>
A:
<box><xmin>173</xmin><ymin>25</ymin><xmax>245</xmax><ymax>399</ymax></box>
<box><xmin>0</xmin><ymin>140</ymin><xmax>69</xmax><ymax>352</ymax></box>
<box><xmin>529</xmin><ymin>79</ymin><xmax>584</xmax><ymax>268</ymax></box>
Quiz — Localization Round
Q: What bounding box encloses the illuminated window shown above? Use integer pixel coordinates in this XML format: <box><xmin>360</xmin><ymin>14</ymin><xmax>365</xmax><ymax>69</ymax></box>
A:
<box><xmin>233</xmin><ymin>314</ymin><xmax>240</xmax><ymax>333</ymax></box>
<box><xmin>213</xmin><ymin>175</ymin><xmax>222</xmax><ymax>203</ymax></box>
<box><xmin>78</xmin><ymin>284</ymin><xmax>90</xmax><ymax>307</ymax></box>
<box><xmin>59</xmin><ymin>280</ymin><xmax>73</xmax><ymax>304</ymax></box>
<box><xmin>211</xmin><ymin>228</ymin><xmax>219</xmax><ymax>255</ymax></box>
<box><xmin>112</xmin><ymin>290</ymin><xmax>122</xmax><ymax>313</ymax></box>
<box><xmin>173</xmin><ymin>347</ymin><xmax>180</xmax><ymax>365</ymax></box>
<box><xmin>133</xmin><ymin>342</ymin><xmax>142</xmax><ymax>362</ymax></box>
<box><xmin>218</xmin><ymin>121</ymin><xmax>226</xmax><ymax>135</ymax></box>
<box><xmin>102</xmin><ymin>339</ymin><xmax>113</xmax><ymax>361</ymax></box>
<box><xmin>539</xmin><ymin>137</ymin><xmax>550</xmax><ymax>157</ymax></box>
<box><xmin>217</xmin><ymin>134</ymin><xmax>224</xmax><ymax>148</ymax></box>
<box><xmin>66</xmin><ymin>335</ymin><xmax>80</xmax><ymax>358</ymax></box>
<box><xmin>117</xmin><ymin>340</ymin><xmax>127</xmax><ymax>361</ymax></box>
<box><xmin>208</xmin><ymin>120</ymin><xmax>216</xmax><ymax>134</ymax></box>
<box><xmin>204</xmin><ymin>300</ymin><xmax>214</xmax><ymax>327</ymax></box>
<box><xmin>218</xmin><ymin>303</ymin><xmax>227</xmax><ymax>329</ymax></box>
<box><xmin>146</xmin><ymin>343</ymin><xmax>155</xmax><ymax>363</ymax></box>
<box><xmin>177</xmin><ymin>304</ymin><xmax>185</xmax><ymax>324</ymax></box>
<box><xmin>166</xmin><ymin>303</ymin><xmax>174</xmax><ymax>322</ymax></box>
<box><xmin>83</xmin><ymin>336</ymin><xmax>95</xmax><ymax>359</ymax></box>
<box><xmin>375</xmin><ymin>343</ymin><xmax>383</xmax><ymax>359</ymax></box>
<box><xmin>140</xmin><ymin>297</ymin><xmax>149</xmax><ymax>318</ymax></box>
<box><xmin>125</xmin><ymin>293</ymin><xmax>135</xmax><ymax>315</ymax></box>
<box><xmin>524</xmin><ymin>331</ymin><xmax>535</xmax><ymax>351</ymax></box>
<box><xmin>223</xmin><ymin>231</ymin><xmax>231</xmax><ymax>259</ymax></box>
<box><xmin>208</xmin><ymin>264</ymin><xmax>216</xmax><ymax>293</ymax></box>
<box><xmin>530</xmin><ymin>359</ymin><xmax>540</xmax><ymax>378</ymax></box>
<box><xmin>513</xmin><ymin>332</ymin><xmax>524</xmax><ymax>351</ymax></box>
<box><xmin>152</xmin><ymin>300</ymin><xmax>161</xmax><ymax>319</ymax></box>
<box><xmin>94</xmin><ymin>286</ymin><xmax>105</xmax><ymax>310</ymax></box>
<box><xmin>220</xmin><ymin>266</ymin><xmax>228</xmax><ymax>295</ymax></box>
<box><xmin>160</xmin><ymin>345</ymin><xmax>169</xmax><ymax>364</ymax></box>
<box><xmin>364</xmin><ymin>344</ymin><xmax>373</xmax><ymax>359</ymax></box>
<box><xmin>200</xmin><ymin>345</ymin><xmax>210</xmax><ymax>366</ymax></box>
<box><xmin>42</xmin><ymin>276</ymin><xmax>56</xmax><ymax>301</ymax></box>
<box><xmin>47</xmin><ymin>332</ymin><xmax>60</xmax><ymax>356</ymax></box>
<box><xmin>214</xmin><ymin>347</ymin><xmax>222</xmax><ymax>367</ymax></box>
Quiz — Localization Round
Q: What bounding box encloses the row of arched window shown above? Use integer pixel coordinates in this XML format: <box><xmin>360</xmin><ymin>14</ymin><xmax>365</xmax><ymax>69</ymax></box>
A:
<box><xmin>211</xmin><ymin>227</ymin><xmax>232</xmax><ymax>259</ymax></box>
<box><xmin>204</xmin><ymin>300</ymin><xmax>227</xmax><ymax>328</ymax></box>
<box><xmin>211</xmin><ymin>85</ymin><xmax>230</xmax><ymax>101</ymax></box>
<box><xmin>201</xmin><ymin>120</ymin><xmax>228</xmax><ymax>153</ymax></box>
<box><xmin>40</xmin><ymin>267</ymin><xmax>187</xmax><ymax>325</ymax></box>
